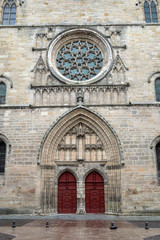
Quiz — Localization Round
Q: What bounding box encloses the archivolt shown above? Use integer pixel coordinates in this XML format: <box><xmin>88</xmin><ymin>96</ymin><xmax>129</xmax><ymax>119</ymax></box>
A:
<box><xmin>0</xmin><ymin>75</ymin><xmax>13</xmax><ymax>89</ymax></box>
<box><xmin>54</xmin><ymin>168</ymin><xmax>79</xmax><ymax>184</ymax></box>
<box><xmin>39</xmin><ymin>106</ymin><xmax>123</xmax><ymax>213</ymax></box>
<box><xmin>0</xmin><ymin>133</ymin><xmax>11</xmax><ymax>154</ymax></box>
<box><xmin>150</xmin><ymin>135</ymin><xmax>160</xmax><ymax>149</ymax></box>
<box><xmin>38</xmin><ymin>106</ymin><xmax>123</xmax><ymax>166</ymax></box>
<box><xmin>83</xmin><ymin>167</ymin><xmax>108</xmax><ymax>184</ymax></box>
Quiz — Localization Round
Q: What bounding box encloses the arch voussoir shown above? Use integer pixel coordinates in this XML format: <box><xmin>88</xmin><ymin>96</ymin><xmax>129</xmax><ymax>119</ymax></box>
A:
<box><xmin>39</xmin><ymin>106</ymin><xmax>123</xmax><ymax>214</ymax></box>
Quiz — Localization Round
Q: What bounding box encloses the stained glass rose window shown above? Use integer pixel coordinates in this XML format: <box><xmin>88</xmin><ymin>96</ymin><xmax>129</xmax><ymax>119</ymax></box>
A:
<box><xmin>48</xmin><ymin>29</ymin><xmax>113</xmax><ymax>84</ymax></box>
<box><xmin>56</xmin><ymin>40</ymin><xmax>103</xmax><ymax>82</ymax></box>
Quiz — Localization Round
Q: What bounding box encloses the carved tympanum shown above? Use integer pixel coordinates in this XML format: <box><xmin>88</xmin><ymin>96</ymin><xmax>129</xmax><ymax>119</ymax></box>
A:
<box><xmin>56</xmin><ymin>122</ymin><xmax>106</xmax><ymax>161</ymax></box>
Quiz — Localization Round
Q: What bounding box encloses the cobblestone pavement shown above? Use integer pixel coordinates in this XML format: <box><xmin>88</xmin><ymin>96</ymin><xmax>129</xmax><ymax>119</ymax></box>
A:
<box><xmin>1</xmin><ymin>215</ymin><xmax>160</xmax><ymax>240</ymax></box>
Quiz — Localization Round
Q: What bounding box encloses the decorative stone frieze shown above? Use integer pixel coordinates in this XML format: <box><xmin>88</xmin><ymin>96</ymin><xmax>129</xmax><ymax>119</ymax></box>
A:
<box><xmin>31</xmin><ymin>84</ymin><xmax>129</xmax><ymax>106</ymax></box>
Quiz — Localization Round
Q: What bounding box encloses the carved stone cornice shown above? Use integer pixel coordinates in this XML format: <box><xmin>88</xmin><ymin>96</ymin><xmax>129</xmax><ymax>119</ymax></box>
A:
<box><xmin>58</xmin><ymin>144</ymin><xmax>77</xmax><ymax>151</ymax></box>
<box><xmin>85</xmin><ymin>144</ymin><xmax>104</xmax><ymax>151</ymax></box>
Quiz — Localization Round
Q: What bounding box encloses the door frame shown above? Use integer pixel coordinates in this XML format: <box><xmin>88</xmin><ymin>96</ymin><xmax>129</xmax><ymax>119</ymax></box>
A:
<box><xmin>85</xmin><ymin>171</ymin><xmax>105</xmax><ymax>213</ymax></box>
<box><xmin>58</xmin><ymin>170</ymin><xmax>77</xmax><ymax>213</ymax></box>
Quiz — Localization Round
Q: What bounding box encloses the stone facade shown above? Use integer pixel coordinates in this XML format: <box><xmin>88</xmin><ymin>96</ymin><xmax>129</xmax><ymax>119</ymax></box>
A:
<box><xmin>0</xmin><ymin>0</ymin><xmax>160</xmax><ymax>215</ymax></box>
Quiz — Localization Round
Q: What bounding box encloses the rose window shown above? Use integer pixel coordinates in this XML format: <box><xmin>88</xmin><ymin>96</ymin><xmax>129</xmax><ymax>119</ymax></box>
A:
<box><xmin>47</xmin><ymin>29</ymin><xmax>113</xmax><ymax>85</ymax></box>
<box><xmin>56</xmin><ymin>41</ymin><xmax>103</xmax><ymax>82</ymax></box>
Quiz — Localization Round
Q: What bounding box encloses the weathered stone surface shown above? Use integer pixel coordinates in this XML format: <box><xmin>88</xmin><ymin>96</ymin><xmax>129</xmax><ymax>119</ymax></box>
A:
<box><xmin>0</xmin><ymin>0</ymin><xmax>160</xmax><ymax>215</ymax></box>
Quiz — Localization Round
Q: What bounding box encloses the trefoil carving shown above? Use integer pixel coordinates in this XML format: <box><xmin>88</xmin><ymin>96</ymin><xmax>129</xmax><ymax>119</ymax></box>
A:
<box><xmin>108</xmin><ymin>52</ymin><xmax>128</xmax><ymax>84</ymax></box>
<box><xmin>32</xmin><ymin>55</ymin><xmax>48</xmax><ymax>85</ymax></box>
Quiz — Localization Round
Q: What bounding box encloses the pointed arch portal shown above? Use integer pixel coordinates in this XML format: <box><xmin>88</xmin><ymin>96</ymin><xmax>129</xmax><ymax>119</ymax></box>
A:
<box><xmin>39</xmin><ymin>107</ymin><xmax>123</xmax><ymax>214</ymax></box>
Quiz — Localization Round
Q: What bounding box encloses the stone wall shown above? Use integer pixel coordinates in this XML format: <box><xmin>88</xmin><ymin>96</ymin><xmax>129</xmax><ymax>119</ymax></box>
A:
<box><xmin>0</xmin><ymin>25</ymin><xmax>160</xmax><ymax>106</ymax></box>
<box><xmin>0</xmin><ymin>0</ymin><xmax>160</xmax><ymax>214</ymax></box>
<box><xmin>0</xmin><ymin>0</ymin><xmax>157</xmax><ymax>25</ymax></box>
<box><xmin>0</xmin><ymin>105</ymin><xmax>159</xmax><ymax>214</ymax></box>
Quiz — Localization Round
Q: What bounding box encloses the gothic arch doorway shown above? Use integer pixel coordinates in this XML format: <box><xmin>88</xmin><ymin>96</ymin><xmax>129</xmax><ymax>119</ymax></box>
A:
<box><xmin>58</xmin><ymin>171</ymin><xmax>77</xmax><ymax>213</ymax></box>
<box><xmin>85</xmin><ymin>171</ymin><xmax>105</xmax><ymax>213</ymax></box>
<box><xmin>39</xmin><ymin>107</ymin><xmax>123</xmax><ymax>214</ymax></box>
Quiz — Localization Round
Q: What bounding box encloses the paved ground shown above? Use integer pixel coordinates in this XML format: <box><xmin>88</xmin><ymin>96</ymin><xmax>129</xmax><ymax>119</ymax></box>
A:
<box><xmin>0</xmin><ymin>215</ymin><xmax>160</xmax><ymax>240</ymax></box>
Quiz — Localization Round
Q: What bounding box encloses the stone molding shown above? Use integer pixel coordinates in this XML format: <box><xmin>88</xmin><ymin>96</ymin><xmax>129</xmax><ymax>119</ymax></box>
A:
<box><xmin>54</xmin><ymin>164</ymin><xmax>108</xmax><ymax>184</ymax></box>
<box><xmin>40</xmin><ymin>109</ymin><xmax>122</xmax><ymax>213</ymax></box>
<box><xmin>47</xmin><ymin>28</ymin><xmax>113</xmax><ymax>85</ymax></box>
<box><xmin>143</xmin><ymin>0</ymin><xmax>158</xmax><ymax>5</ymax></box>
<box><xmin>54</xmin><ymin>167</ymin><xmax>79</xmax><ymax>184</ymax></box>
<box><xmin>0</xmin><ymin>75</ymin><xmax>13</xmax><ymax>89</ymax></box>
<box><xmin>37</xmin><ymin>105</ymin><xmax>124</xmax><ymax>165</ymax></box>
<box><xmin>150</xmin><ymin>135</ymin><xmax>160</xmax><ymax>149</ymax></box>
<box><xmin>0</xmin><ymin>134</ymin><xmax>11</xmax><ymax>180</ymax></box>
<box><xmin>56</xmin><ymin>122</ymin><xmax>106</xmax><ymax>161</ymax></box>
<box><xmin>107</xmin><ymin>52</ymin><xmax>128</xmax><ymax>85</ymax></box>
<box><xmin>0</xmin><ymin>133</ymin><xmax>11</xmax><ymax>154</ymax></box>
<box><xmin>148</xmin><ymin>71</ymin><xmax>160</xmax><ymax>83</ymax></box>
<box><xmin>1</xmin><ymin>0</ymin><xmax>24</xmax><ymax>8</ymax></box>
<box><xmin>0</xmin><ymin>102</ymin><xmax>159</xmax><ymax>109</ymax></box>
<box><xmin>32</xmin><ymin>55</ymin><xmax>47</xmax><ymax>73</ymax></box>
<box><xmin>31</xmin><ymin>84</ymin><xmax>129</xmax><ymax>106</ymax></box>
<box><xmin>112</xmin><ymin>52</ymin><xmax>128</xmax><ymax>72</ymax></box>
<box><xmin>0</xmin><ymin>75</ymin><xmax>13</xmax><ymax>105</ymax></box>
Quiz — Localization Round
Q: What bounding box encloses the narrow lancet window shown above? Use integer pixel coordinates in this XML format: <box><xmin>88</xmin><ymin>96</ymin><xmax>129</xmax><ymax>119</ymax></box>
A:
<box><xmin>144</xmin><ymin>1</ymin><xmax>151</xmax><ymax>23</ymax></box>
<box><xmin>144</xmin><ymin>0</ymin><xmax>158</xmax><ymax>23</ymax></box>
<box><xmin>151</xmin><ymin>1</ymin><xmax>158</xmax><ymax>22</ymax></box>
<box><xmin>0</xmin><ymin>83</ymin><xmax>6</xmax><ymax>104</ymax></box>
<box><xmin>2</xmin><ymin>0</ymin><xmax>16</xmax><ymax>25</ymax></box>
<box><xmin>0</xmin><ymin>141</ymin><xmax>6</xmax><ymax>174</ymax></box>
<box><xmin>156</xmin><ymin>142</ymin><xmax>160</xmax><ymax>184</ymax></box>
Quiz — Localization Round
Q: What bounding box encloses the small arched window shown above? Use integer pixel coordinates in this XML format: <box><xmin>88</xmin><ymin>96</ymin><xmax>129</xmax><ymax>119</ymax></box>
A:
<box><xmin>0</xmin><ymin>140</ymin><xmax>6</xmax><ymax>174</ymax></box>
<box><xmin>2</xmin><ymin>0</ymin><xmax>16</xmax><ymax>25</ymax></box>
<box><xmin>151</xmin><ymin>1</ymin><xmax>158</xmax><ymax>22</ymax></box>
<box><xmin>156</xmin><ymin>142</ymin><xmax>160</xmax><ymax>184</ymax></box>
<box><xmin>155</xmin><ymin>78</ymin><xmax>160</xmax><ymax>101</ymax></box>
<box><xmin>144</xmin><ymin>1</ymin><xmax>151</xmax><ymax>22</ymax></box>
<box><xmin>0</xmin><ymin>83</ymin><xmax>6</xmax><ymax>104</ymax></box>
<box><xmin>144</xmin><ymin>0</ymin><xmax>158</xmax><ymax>23</ymax></box>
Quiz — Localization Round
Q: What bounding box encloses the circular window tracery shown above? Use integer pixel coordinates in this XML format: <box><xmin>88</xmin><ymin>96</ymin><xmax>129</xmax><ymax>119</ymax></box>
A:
<box><xmin>56</xmin><ymin>40</ymin><xmax>103</xmax><ymax>82</ymax></box>
<box><xmin>47</xmin><ymin>29</ymin><xmax>113</xmax><ymax>85</ymax></box>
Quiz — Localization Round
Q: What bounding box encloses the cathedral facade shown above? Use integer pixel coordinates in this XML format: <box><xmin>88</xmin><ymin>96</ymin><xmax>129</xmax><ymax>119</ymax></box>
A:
<box><xmin>0</xmin><ymin>0</ymin><xmax>160</xmax><ymax>215</ymax></box>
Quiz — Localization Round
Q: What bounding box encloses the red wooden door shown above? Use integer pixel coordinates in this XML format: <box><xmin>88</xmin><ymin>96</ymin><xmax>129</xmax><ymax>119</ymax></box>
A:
<box><xmin>58</xmin><ymin>171</ymin><xmax>77</xmax><ymax>213</ymax></box>
<box><xmin>85</xmin><ymin>171</ymin><xmax>105</xmax><ymax>213</ymax></box>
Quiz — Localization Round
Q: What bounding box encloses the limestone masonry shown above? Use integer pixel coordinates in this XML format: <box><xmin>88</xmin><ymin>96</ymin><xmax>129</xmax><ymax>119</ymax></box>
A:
<box><xmin>0</xmin><ymin>0</ymin><xmax>160</xmax><ymax>215</ymax></box>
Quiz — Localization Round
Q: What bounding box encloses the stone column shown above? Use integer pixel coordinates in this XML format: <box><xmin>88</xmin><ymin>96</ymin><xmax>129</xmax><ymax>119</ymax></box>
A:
<box><xmin>76</xmin><ymin>162</ymin><xmax>86</xmax><ymax>214</ymax></box>
<box><xmin>76</xmin><ymin>180</ymin><xmax>86</xmax><ymax>214</ymax></box>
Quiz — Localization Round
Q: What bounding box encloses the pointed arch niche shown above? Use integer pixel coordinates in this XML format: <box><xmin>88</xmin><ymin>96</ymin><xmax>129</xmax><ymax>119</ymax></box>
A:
<box><xmin>39</xmin><ymin>107</ymin><xmax>123</xmax><ymax>214</ymax></box>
